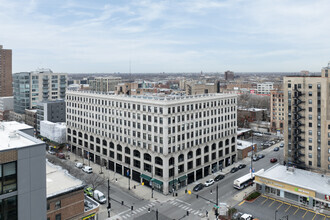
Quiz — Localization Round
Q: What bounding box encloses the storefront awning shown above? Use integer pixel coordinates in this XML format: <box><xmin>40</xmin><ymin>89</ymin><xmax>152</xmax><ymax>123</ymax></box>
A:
<box><xmin>140</xmin><ymin>174</ymin><xmax>152</xmax><ymax>181</ymax></box>
<box><xmin>169</xmin><ymin>179</ymin><xmax>178</xmax><ymax>185</ymax></box>
<box><xmin>151</xmin><ymin>178</ymin><xmax>163</xmax><ymax>185</ymax></box>
<box><xmin>178</xmin><ymin>175</ymin><xmax>187</xmax><ymax>182</ymax></box>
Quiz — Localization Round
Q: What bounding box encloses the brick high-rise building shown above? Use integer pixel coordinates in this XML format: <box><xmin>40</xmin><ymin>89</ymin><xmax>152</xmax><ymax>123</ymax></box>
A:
<box><xmin>0</xmin><ymin>45</ymin><xmax>13</xmax><ymax>97</ymax></box>
<box><xmin>283</xmin><ymin>62</ymin><xmax>330</xmax><ymax>171</ymax></box>
<box><xmin>270</xmin><ymin>90</ymin><xmax>284</xmax><ymax>134</ymax></box>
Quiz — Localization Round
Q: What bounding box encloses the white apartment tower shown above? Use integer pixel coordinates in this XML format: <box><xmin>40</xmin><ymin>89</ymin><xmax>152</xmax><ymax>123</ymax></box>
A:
<box><xmin>66</xmin><ymin>91</ymin><xmax>237</xmax><ymax>194</ymax></box>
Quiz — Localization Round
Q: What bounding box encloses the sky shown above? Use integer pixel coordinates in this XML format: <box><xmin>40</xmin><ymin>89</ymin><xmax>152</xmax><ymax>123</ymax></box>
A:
<box><xmin>1</xmin><ymin>0</ymin><xmax>330</xmax><ymax>73</ymax></box>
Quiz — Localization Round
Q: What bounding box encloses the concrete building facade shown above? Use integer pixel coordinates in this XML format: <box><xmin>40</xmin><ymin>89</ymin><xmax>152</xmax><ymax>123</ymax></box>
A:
<box><xmin>66</xmin><ymin>91</ymin><xmax>237</xmax><ymax>194</ymax></box>
<box><xmin>257</xmin><ymin>82</ymin><xmax>274</xmax><ymax>95</ymax></box>
<box><xmin>0</xmin><ymin>45</ymin><xmax>13</xmax><ymax>97</ymax></box>
<box><xmin>270</xmin><ymin>90</ymin><xmax>284</xmax><ymax>134</ymax></box>
<box><xmin>224</xmin><ymin>71</ymin><xmax>234</xmax><ymax>81</ymax></box>
<box><xmin>283</xmin><ymin>62</ymin><xmax>330</xmax><ymax>171</ymax></box>
<box><xmin>89</xmin><ymin>77</ymin><xmax>121</xmax><ymax>92</ymax></box>
<box><xmin>185</xmin><ymin>80</ymin><xmax>220</xmax><ymax>95</ymax></box>
<box><xmin>13</xmin><ymin>69</ymin><xmax>67</xmax><ymax>114</ymax></box>
<box><xmin>0</xmin><ymin>121</ymin><xmax>46</xmax><ymax>220</ymax></box>
<box><xmin>36</xmin><ymin>100</ymin><xmax>66</xmax><ymax>134</ymax></box>
<box><xmin>0</xmin><ymin>96</ymin><xmax>13</xmax><ymax>121</ymax></box>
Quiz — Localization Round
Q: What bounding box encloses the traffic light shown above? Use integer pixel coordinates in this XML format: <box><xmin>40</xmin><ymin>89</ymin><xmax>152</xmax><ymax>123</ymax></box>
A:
<box><xmin>142</xmin><ymin>182</ymin><xmax>145</xmax><ymax>186</ymax></box>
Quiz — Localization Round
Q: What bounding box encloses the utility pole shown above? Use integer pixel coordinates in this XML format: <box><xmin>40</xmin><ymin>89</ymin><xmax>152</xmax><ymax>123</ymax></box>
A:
<box><xmin>107</xmin><ymin>179</ymin><xmax>111</xmax><ymax>217</ymax></box>
<box><xmin>172</xmin><ymin>162</ymin><xmax>175</xmax><ymax>196</ymax></box>
<box><xmin>216</xmin><ymin>184</ymin><xmax>219</xmax><ymax>217</ymax></box>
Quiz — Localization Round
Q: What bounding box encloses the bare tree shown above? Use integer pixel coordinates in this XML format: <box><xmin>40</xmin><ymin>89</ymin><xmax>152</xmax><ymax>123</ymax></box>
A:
<box><xmin>85</xmin><ymin>174</ymin><xmax>105</xmax><ymax>190</ymax></box>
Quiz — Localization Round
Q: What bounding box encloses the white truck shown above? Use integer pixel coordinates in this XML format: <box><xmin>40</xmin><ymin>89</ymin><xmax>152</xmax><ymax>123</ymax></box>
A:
<box><xmin>93</xmin><ymin>190</ymin><xmax>106</xmax><ymax>204</ymax></box>
<box><xmin>240</xmin><ymin>213</ymin><xmax>253</xmax><ymax>220</ymax></box>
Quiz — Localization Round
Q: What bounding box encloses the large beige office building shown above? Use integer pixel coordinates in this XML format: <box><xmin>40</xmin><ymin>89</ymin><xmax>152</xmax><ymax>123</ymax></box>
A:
<box><xmin>0</xmin><ymin>45</ymin><xmax>13</xmax><ymax>97</ymax></box>
<box><xmin>66</xmin><ymin>91</ymin><xmax>237</xmax><ymax>194</ymax></box>
<box><xmin>283</xmin><ymin>62</ymin><xmax>330</xmax><ymax>171</ymax></box>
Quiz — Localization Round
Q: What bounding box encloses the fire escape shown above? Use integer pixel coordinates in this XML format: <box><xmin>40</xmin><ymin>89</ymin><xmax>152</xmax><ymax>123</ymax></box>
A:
<box><xmin>292</xmin><ymin>86</ymin><xmax>305</xmax><ymax>168</ymax></box>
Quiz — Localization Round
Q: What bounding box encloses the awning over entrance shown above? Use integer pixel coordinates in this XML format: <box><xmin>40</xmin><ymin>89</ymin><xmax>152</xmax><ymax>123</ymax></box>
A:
<box><xmin>151</xmin><ymin>178</ymin><xmax>163</xmax><ymax>185</ymax></box>
<box><xmin>169</xmin><ymin>179</ymin><xmax>178</xmax><ymax>186</ymax></box>
<box><xmin>178</xmin><ymin>175</ymin><xmax>187</xmax><ymax>182</ymax></box>
<box><xmin>140</xmin><ymin>174</ymin><xmax>152</xmax><ymax>181</ymax></box>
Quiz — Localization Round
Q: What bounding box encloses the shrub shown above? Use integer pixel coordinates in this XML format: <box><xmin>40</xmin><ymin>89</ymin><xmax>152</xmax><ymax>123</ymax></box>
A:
<box><xmin>246</xmin><ymin>191</ymin><xmax>261</xmax><ymax>201</ymax></box>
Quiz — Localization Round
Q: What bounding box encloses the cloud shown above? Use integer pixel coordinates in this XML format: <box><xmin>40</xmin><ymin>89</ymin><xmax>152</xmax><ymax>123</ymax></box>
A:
<box><xmin>0</xmin><ymin>0</ymin><xmax>330</xmax><ymax>73</ymax></box>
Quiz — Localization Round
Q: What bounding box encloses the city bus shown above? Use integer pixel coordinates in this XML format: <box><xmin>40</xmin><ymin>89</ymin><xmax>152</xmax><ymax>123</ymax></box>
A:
<box><xmin>233</xmin><ymin>169</ymin><xmax>264</xmax><ymax>189</ymax></box>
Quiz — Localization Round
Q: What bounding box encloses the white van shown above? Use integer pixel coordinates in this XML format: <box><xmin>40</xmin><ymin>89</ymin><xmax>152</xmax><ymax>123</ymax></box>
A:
<box><xmin>93</xmin><ymin>190</ymin><xmax>106</xmax><ymax>204</ymax></box>
<box><xmin>82</xmin><ymin>166</ymin><xmax>93</xmax><ymax>174</ymax></box>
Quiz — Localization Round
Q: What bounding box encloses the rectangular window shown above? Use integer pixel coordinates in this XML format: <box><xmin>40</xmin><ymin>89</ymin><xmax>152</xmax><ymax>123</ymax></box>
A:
<box><xmin>55</xmin><ymin>200</ymin><xmax>61</xmax><ymax>209</ymax></box>
<box><xmin>0</xmin><ymin>162</ymin><xmax>17</xmax><ymax>195</ymax></box>
<box><xmin>55</xmin><ymin>214</ymin><xmax>61</xmax><ymax>220</ymax></box>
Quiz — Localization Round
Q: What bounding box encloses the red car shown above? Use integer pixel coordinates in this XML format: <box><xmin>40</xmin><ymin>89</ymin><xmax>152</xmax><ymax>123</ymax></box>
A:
<box><xmin>56</xmin><ymin>153</ymin><xmax>66</xmax><ymax>159</ymax></box>
<box><xmin>270</xmin><ymin>158</ymin><xmax>277</xmax><ymax>163</ymax></box>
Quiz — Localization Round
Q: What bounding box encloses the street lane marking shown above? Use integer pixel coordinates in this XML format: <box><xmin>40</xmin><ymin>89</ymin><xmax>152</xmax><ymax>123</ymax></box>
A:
<box><xmin>293</xmin><ymin>207</ymin><xmax>300</xmax><ymax>215</ymax></box>
<box><xmin>312</xmin><ymin>213</ymin><xmax>317</xmax><ymax>220</ymax></box>
<box><xmin>176</xmin><ymin>199</ymin><xmax>191</xmax><ymax>206</ymax></box>
<box><xmin>302</xmin><ymin>210</ymin><xmax>308</xmax><ymax>218</ymax></box>
<box><xmin>268</xmin><ymin>200</ymin><xmax>276</xmax><ymax>207</ymax></box>
<box><xmin>277</xmin><ymin>202</ymin><xmax>283</xmax><ymax>210</ymax></box>
<box><xmin>261</xmin><ymin>197</ymin><xmax>268</xmax><ymax>205</ymax></box>
<box><xmin>285</xmin><ymin>205</ymin><xmax>291</xmax><ymax>212</ymax></box>
<box><xmin>178</xmin><ymin>204</ymin><xmax>183</xmax><ymax>208</ymax></box>
<box><xmin>238</xmin><ymin>200</ymin><xmax>245</xmax><ymax>206</ymax></box>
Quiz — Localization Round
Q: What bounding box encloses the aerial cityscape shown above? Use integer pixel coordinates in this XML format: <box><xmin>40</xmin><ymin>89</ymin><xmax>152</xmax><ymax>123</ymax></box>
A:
<box><xmin>0</xmin><ymin>1</ymin><xmax>330</xmax><ymax>220</ymax></box>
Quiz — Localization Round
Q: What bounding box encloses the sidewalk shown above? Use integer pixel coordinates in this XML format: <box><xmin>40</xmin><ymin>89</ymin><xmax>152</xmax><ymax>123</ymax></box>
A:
<box><xmin>67</xmin><ymin>152</ymin><xmax>170</xmax><ymax>203</ymax></box>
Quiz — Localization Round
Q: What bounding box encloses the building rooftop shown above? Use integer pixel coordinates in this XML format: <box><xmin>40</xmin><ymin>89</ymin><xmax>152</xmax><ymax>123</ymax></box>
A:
<box><xmin>0</xmin><ymin>121</ymin><xmax>41</xmax><ymax>151</ymax></box>
<box><xmin>237</xmin><ymin>140</ymin><xmax>254</xmax><ymax>150</ymax></box>
<box><xmin>46</xmin><ymin>161</ymin><xmax>85</xmax><ymax>198</ymax></box>
<box><xmin>256</xmin><ymin>164</ymin><xmax>330</xmax><ymax>195</ymax></box>
<box><xmin>67</xmin><ymin>90</ymin><xmax>236</xmax><ymax>105</ymax></box>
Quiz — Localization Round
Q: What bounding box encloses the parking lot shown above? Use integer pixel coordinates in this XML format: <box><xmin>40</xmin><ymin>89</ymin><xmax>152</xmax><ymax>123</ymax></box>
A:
<box><xmin>244</xmin><ymin>134</ymin><xmax>282</xmax><ymax>151</ymax></box>
<box><xmin>236</xmin><ymin>195</ymin><xmax>330</xmax><ymax>220</ymax></box>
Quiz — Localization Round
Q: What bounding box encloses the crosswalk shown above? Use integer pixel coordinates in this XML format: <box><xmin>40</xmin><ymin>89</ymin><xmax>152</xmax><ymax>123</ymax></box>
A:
<box><xmin>120</xmin><ymin>202</ymin><xmax>157</xmax><ymax>219</ymax></box>
<box><xmin>168</xmin><ymin>200</ymin><xmax>204</xmax><ymax>217</ymax></box>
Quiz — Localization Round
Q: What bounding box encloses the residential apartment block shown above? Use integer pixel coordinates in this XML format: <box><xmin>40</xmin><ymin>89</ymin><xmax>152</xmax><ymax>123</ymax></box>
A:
<box><xmin>13</xmin><ymin>69</ymin><xmax>67</xmax><ymax>114</ymax></box>
<box><xmin>0</xmin><ymin>96</ymin><xmax>13</xmax><ymax>121</ymax></box>
<box><xmin>185</xmin><ymin>80</ymin><xmax>220</xmax><ymax>95</ymax></box>
<box><xmin>89</xmin><ymin>76</ymin><xmax>121</xmax><ymax>92</ymax></box>
<box><xmin>0</xmin><ymin>121</ymin><xmax>46</xmax><ymax>220</ymax></box>
<box><xmin>283</xmin><ymin>62</ymin><xmax>330</xmax><ymax>171</ymax></box>
<box><xmin>257</xmin><ymin>82</ymin><xmax>273</xmax><ymax>95</ymax></box>
<box><xmin>66</xmin><ymin>91</ymin><xmax>237</xmax><ymax>194</ymax></box>
<box><xmin>224</xmin><ymin>71</ymin><xmax>234</xmax><ymax>81</ymax></box>
<box><xmin>0</xmin><ymin>45</ymin><xmax>13</xmax><ymax>97</ymax></box>
<box><xmin>270</xmin><ymin>90</ymin><xmax>284</xmax><ymax>134</ymax></box>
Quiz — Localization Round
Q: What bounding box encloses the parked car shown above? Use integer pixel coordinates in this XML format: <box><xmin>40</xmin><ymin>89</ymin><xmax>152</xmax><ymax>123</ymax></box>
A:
<box><xmin>240</xmin><ymin>213</ymin><xmax>253</xmax><ymax>220</ymax></box>
<box><xmin>48</xmin><ymin>150</ymin><xmax>56</xmax><ymax>155</ymax></box>
<box><xmin>270</xmin><ymin>158</ymin><xmax>278</xmax><ymax>163</ymax></box>
<box><xmin>204</xmin><ymin>179</ymin><xmax>215</xmax><ymax>187</ymax></box>
<box><xmin>84</xmin><ymin>187</ymin><xmax>94</xmax><ymax>197</ymax></box>
<box><xmin>75</xmin><ymin>162</ymin><xmax>83</xmax><ymax>168</ymax></box>
<box><xmin>56</xmin><ymin>153</ymin><xmax>65</xmax><ymax>159</ymax></box>
<box><xmin>252</xmin><ymin>155</ymin><xmax>259</xmax><ymax>161</ymax></box>
<box><xmin>214</xmin><ymin>174</ymin><xmax>225</xmax><ymax>182</ymax></box>
<box><xmin>93</xmin><ymin>190</ymin><xmax>107</xmax><ymax>204</ymax></box>
<box><xmin>230</xmin><ymin>167</ymin><xmax>239</xmax><ymax>173</ymax></box>
<box><xmin>274</xmin><ymin>147</ymin><xmax>280</xmax><ymax>151</ymax></box>
<box><xmin>270</xmin><ymin>141</ymin><xmax>276</xmax><ymax>145</ymax></box>
<box><xmin>232</xmin><ymin>212</ymin><xmax>243</xmax><ymax>220</ymax></box>
<box><xmin>82</xmin><ymin>166</ymin><xmax>93</xmax><ymax>174</ymax></box>
<box><xmin>280</xmin><ymin>143</ymin><xmax>284</xmax><ymax>148</ymax></box>
<box><xmin>264</xmin><ymin>132</ymin><xmax>271</xmax><ymax>135</ymax></box>
<box><xmin>238</xmin><ymin>164</ymin><xmax>246</xmax><ymax>169</ymax></box>
<box><xmin>253</xmin><ymin>133</ymin><xmax>263</xmax><ymax>137</ymax></box>
<box><xmin>257</xmin><ymin>154</ymin><xmax>265</xmax><ymax>159</ymax></box>
<box><xmin>193</xmin><ymin>183</ymin><xmax>204</xmax><ymax>192</ymax></box>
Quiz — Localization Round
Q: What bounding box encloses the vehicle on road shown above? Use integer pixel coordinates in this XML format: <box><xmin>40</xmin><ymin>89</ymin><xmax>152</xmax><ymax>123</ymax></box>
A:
<box><xmin>273</xmin><ymin>147</ymin><xmax>280</xmax><ymax>151</ymax></box>
<box><xmin>280</xmin><ymin>143</ymin><xmax>284</xmax><ymax>148</ymax></box>
<box><xmin>238</xmin><ymin>164</ymin><xmax>246</xmax><ymax>169</ymax></box>
<box><xmin>204</xmin><ymin>179</ymin><xmax>214</xmax><ymax>187</ymax></box>
<box><xmin>56</xmin><ymin>153</ymin><xmax>65</xmax><ymax>159</ymax></box>
<box><xmin>252</xmin><ymin>155</ymin><xmax>259</xmax><ymax>161</ymax></box>
<box><xmin>84</xmin><ymin>187</ymin><xmax>93</xmax><ymax>197</ymax></box>
<box><xmin>257</xmin><ymin>154</ymin><xmax>265</xmax><ymax>159</ymax></box>
<box><xmin>48</xmin><ymin>150</ymin><xmax>56</xmax><ymax>155</ymax></box>
<box><xmin>253</xmin><ymin>133</ymin><xmax>263</xmax><ymax>137</ymax></box>
<box><xmin>214</xmin><ymin>174</ymin><xmax>225</xmax><ymax>182</ymax></box>
<box><xmin>270</xmin><ymin>140</ymin><xmax>276</xmax><ymax>145</ymax></box>
<box><xmin>232</xmin><ymin>212</ymin><xmax>243</xmax><ymax>220</ymax></box>
<box><xmin>270</xmin><ymin>158</ymin><xmax>278</xmax><ymax>163</ymax></box>
<box><xmin>240</xmin><ymin>213</ymin><xmax>253</xmax><ymax>220</ymax></box>
<box><xmin>75</xmin><ymin>162</ymin><xmax>83</xmax><ymax>168</ymax></box>
<box><xmin>193</xmin><ymin>183</ymin><xmax>204</xmax><ymax>192</ymax></box>
<box><xmin>230</xmin><ymin>167</ymin><xmax>239</xmax><ymax>173</ymax></box>
<box><xmin>82</xmin><ymin>166</ymin><xmax>93</xmax><ymax>174</ymax></box>
<box><xmin>93</xmin><ymin>190</ymin><xmax>107</xmax><ymax>204</ymax></box>
<box><xmin>233</xmin><ymin>169</ymin><xmax>264</xmax><ymax>189</ymax></box>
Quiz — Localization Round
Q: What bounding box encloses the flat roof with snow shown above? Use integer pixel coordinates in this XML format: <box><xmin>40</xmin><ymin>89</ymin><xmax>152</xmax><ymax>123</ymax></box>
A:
<box><xmin>0</xmin><ymin>121</ymin><xmax>42</xmax><ymax>151</ymax></box>
<box><xmin>237</xmin><ymin>140</ymin><xmax>254</xmax><ymax>150</ymax></box>
<box><xmin>46</xmin><ymin>161</ymin><xmax>85</xmax><ymax>199</ymax></box>
<box><xmin>255</xmin><ymin>164</ymin><xmax>330</xmax><ymax>195</ymax></box>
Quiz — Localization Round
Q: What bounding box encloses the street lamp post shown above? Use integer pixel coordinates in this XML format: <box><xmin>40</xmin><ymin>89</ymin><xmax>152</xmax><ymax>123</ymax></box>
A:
<box><xmin>251</xmin><ymin>133</ymin><xmax>254</xmax><ymax>178</ymax></box>
<box><xmin>107</xmin><ymin>179</ymin><xmax>111</xmax><ymax>217</ymax></box>
<box><xmin>275</xmin><ymin>210</ymin><xmax>278</xmax><ymax>220</ymax></box>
